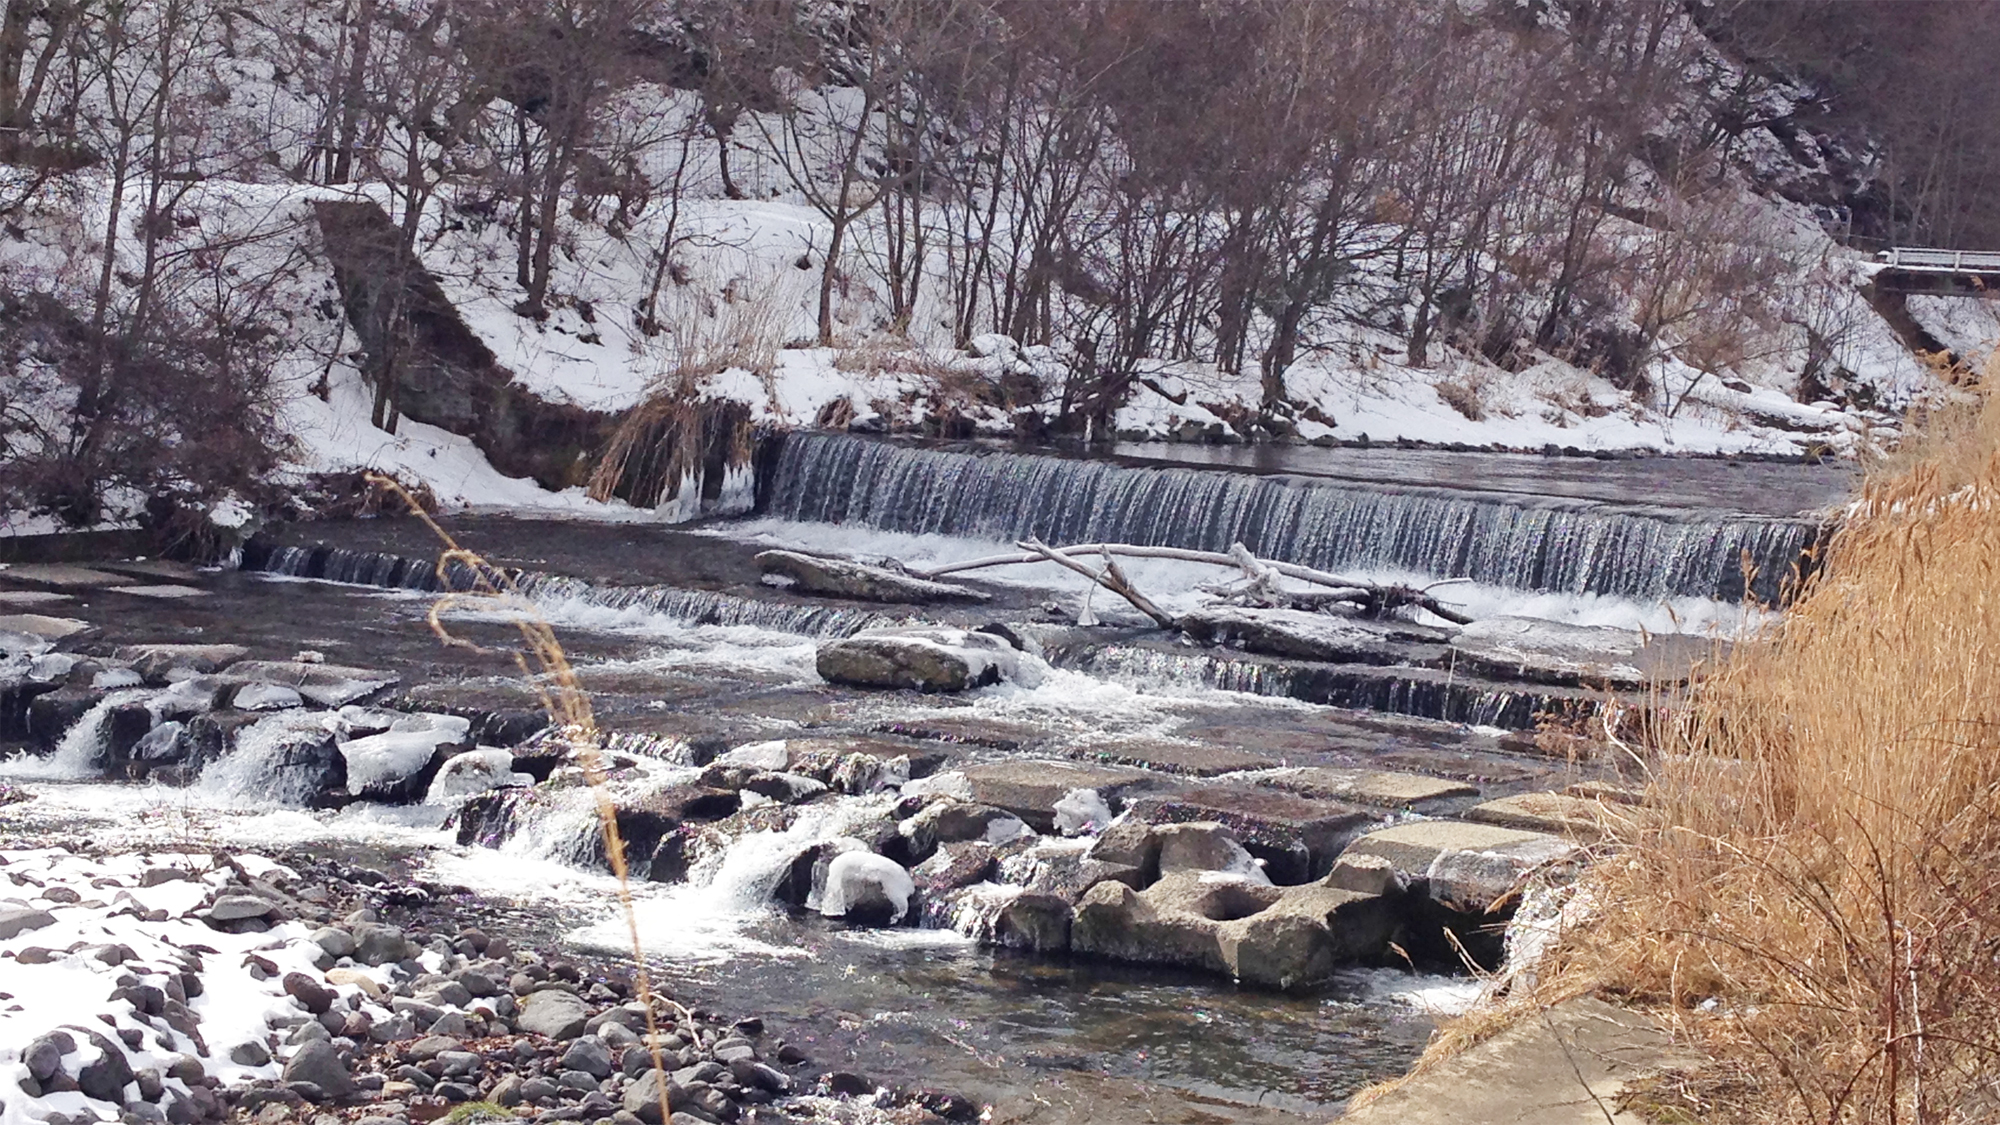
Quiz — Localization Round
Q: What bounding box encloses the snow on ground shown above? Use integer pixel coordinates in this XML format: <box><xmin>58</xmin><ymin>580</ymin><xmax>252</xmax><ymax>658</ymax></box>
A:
<box><xmin>0</xmin><ymin>848</ymin><xmax>328</xmax><ymax>1125</ymax></box>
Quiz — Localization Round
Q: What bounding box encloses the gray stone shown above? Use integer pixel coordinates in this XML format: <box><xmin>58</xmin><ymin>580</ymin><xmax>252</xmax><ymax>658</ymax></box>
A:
<box><xmin>206</xmin><ymin>894</ymin><xmax>274</xmax><ymax>922</ymax></box>
<box><xmin>23</xmin><ymin>1032</ymin><xmax>71</xmax><ymax>1082</ymax></box>
<box><xmin>514</xmin><ymin>989</ymin><xmax>590</xmax><ymax>1040</ymax></box>
<box><xmin>228</xmin><ymin>1041</ymin><xmax>271</xmax><ymax>1067</ymax></box>
<box><xmin>994</xmin><ymin>891</ymin><xmax>1073</xmax><ymax>953</ymax></box>
<box><xmin>1339</xmin><ymin>820</ymin><xmax>1578</xmax><ymax>914</ymax></box>
<box><xmin>1125</xmin><ymin>786</ymin><xmax>1382</xmax><ymax>884</ymax></box>
<box><xmin>310</xmin><ymin>927</ymin><xmax>355</xmax><ymax>958</ymax></box>
<box><xmin>898</xmin><ymin>800</ymin><xmax>1028</xmax><ymax>862</ymax></box>
<box><xmin>351</xmin><ymin>923</ymin><xmax>411</xmax><ymax>966</ymax></box>
<box><xmin>958</xmin><ymin>760</ymin><xmax>1157</xmax><ymax>833</ymax></box>
<box><xmin>754</xmin><ymin>550</ymin><xmax>990</xmax><ymax>604</ymax></box>
<box><xmin>435</xmin><ymin>1051</ymin><xmax>482</xmax><ymax>1078</ymax></box>
<box><xmin>560</xmin><ymin>1037</ymin><xmax>613</xmax><ymax>1079</ymax></box>
<box><xmin>0</xmin><ymin>908</ymin><xmax>55</xmax><ymax>939</ymax></box>
<box><xmin>113</xmin><ymin>644</ymin><xmax>250</xmax><ymax>683</ymax></box>
<box><xmin>281</xmin><ymin>1040</ymin><xmax>354</xmax><ymax>1099</ymax></box>
<box><xmin>621</xmin><ymin>1070</ymin><xmax>685</xmax><ymax>1125</ymax></box>
<box><xmin>1154</xmin><ymin>822</ymin><xmax>1269</xmax><ymax>881</ymax></box>
<box><xmin>76</xmin><ymin>1028</ymin><xmax>134</xmax><ymax>1102</ymax></box>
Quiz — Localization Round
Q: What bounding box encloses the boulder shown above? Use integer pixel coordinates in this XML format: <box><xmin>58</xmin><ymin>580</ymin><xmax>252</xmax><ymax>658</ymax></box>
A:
<box><xmin>910</xmin><ymin>842</ymin><xmax>996</xmax><ymax>896</ymax></box>
<box><xmin>1180</xmin><ymin>607</ymin><xmax>1452</xmax><ymax>664</ymax></box>
<box><xmin>350</xmin><ymin>922</ymin><xmax>413</xmax><ymax>966</ymax></box>
<box><xmin>0</xmin><ymin>907</ymin><xmax>55</xmax><ymax>939</ymax></box>
<box><xmin>203</xmin><ymin>714</ymin><xmax>347</xmax><ymax>806</ymax></box>
<box><xmin>756</xmin><ymin>550</ymin><xmax>991</xmax><ymax>603</ymax></box>
<box><xmin>994</xmin><ymin>892</ymin><xmax>1073</xmax><ymax>953</ymax></box>
<box><xmin>816</xmin><ymin>627</ymin><xmax>1038</xmax><ymax>692</ymax></box>
<box><xmin>1339</xmin><ymin>819</ymin><xmax>1580</xmax><ymax>967</ymax></box>
<box><xmin>73</xmin><ymin>1028</ymin><xmax>135</xmax><ymax>1102</ymax></box>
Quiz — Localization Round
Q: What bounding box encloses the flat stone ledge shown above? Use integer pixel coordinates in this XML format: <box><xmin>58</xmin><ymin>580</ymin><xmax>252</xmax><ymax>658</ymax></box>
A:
<box><xmin>1260</xmin><ymin>766</ymin><xmax>1478</xmax><ymax>808</ymax></box>
<box><xmin>0</xmin><ymin>563</ymin><xmax>128</xmax><ymax>589</ymax></box>
<box><xmin>1340</xmin><ymin>996</ymin><xmax>1699</xmax><ymax>1124</ymax></box>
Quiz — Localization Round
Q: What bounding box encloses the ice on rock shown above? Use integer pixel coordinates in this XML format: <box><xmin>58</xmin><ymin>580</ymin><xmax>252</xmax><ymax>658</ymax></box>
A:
<box><xmin>233</xmin><ymin>682</ymin><xmax>303</xmax><ymax>711</ymax></box>
<box><xmin>425</xmin><ymin>749</ymin><xmax>531</xmax><ymax>804</ymax></box>
<box><xmin>1053</xmin><ymin>788</ymin><xmax>1114</xmax><ymax>837</ymax></box>
<box><xmin>817</xmin><ymin>852</ymin><xmax>915</xmax><ymax>926</ymax></box>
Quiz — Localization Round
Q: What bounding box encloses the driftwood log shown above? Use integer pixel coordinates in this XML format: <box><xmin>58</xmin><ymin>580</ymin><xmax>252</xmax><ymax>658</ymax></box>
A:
<box><xmin>916</xmin><ymin>541</ymin><xmax>1475</xmax><ymax>627</ymax></box>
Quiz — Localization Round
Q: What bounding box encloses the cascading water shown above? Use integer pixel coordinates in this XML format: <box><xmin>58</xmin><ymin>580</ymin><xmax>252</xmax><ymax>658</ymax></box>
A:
<box><xmin>763</xmin><ymin>433</ymin><xmax>1826</xmax><ymax>603</ymax></box>
<box><xmin>242</xmin><ymin>544</ymin><xmax>900</xmax><ymax>638</ymax></box>
<box><xmin>1047</xmin><ymin>643</ymin><xmax>1586</xmax><ymax>729</ymax></box>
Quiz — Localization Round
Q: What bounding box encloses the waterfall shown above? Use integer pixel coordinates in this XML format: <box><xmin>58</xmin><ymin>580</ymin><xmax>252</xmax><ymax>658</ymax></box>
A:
<box><xmin>763</xmin><ymin>433</ymin><xmax>1825</xmax><ymax>603</ymax></box>
<box><xmin>243</xmin><ymin>544</ymin><xmax>901</xmax><ymax>638</ymax></box>
<box><xmin>1048</xmin><ymin>642</ymin><xmax>1596</xmax><ymax>729</ymax></box>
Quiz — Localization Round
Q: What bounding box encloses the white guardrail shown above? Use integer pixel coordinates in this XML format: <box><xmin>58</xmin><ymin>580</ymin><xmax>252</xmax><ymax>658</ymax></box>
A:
<box><xmin>1877</xmin><ymin>247</ymin><xmax>2000</xmax><ymax>272</ymax></box>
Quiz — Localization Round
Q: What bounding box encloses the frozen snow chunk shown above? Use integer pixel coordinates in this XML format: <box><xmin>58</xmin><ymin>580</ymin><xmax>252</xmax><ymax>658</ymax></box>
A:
<box><xmin>342</xmin><ymin>727</ymin><xmax>463</xmax><ymax>803</ymax></box>
<box><xmin>818</xmin><ymin>851</ymin><xmax>915</xmax><ymax>926</ymax></box>
<box><xmin>1054</xmin><ymin>788</ymin><xmax>1114</xmax><ymax>837</ymax></box>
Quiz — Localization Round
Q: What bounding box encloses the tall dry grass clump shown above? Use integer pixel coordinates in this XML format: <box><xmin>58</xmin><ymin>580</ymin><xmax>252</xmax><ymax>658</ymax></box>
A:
<box><xmin>1542</xmin><ymin>376</ymin><xmax>2000</xmax><ymax>1122</ymax></box>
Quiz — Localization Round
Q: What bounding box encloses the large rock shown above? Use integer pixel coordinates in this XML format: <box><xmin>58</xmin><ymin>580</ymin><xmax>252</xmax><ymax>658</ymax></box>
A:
<box><xmin>1154</xmin><ymin>822</ymin><xmax>1271</xmax><ymax>883</ymax></box>
<box><xmin>755</xmin><ymin>550</ymin><xmax>991</xmax><ymax>603</ymax></box>
<box><xmin>816</xmin><ymin>627</ymin><xmax>1036</xmax><ymax>692</ymax></box>
<box><xmin>1448</xmin><ymin>616</ymin><xmax>1724</xmax><ymax>687</ymax></box>
<box><xmin>201</xmin><ymin>713</ymin><xmax>348</xmax><ymax>807</ymax></box>
<box><xmin>1180</xmin><ymin>607</ymin><xmax>1453</xmax><ymax>664</ymax></box>
<box><xmin>72</xmin><ymin>1027</ymin><xmax>135</xmax><ymax>1103</ymax></box>
<box><xmin>515</xmin><ymin>989</ymin><xmax>591</xmax><ymax>1040</ymax></box>
<box><xmin>1071</xmin><ymin>870</ymin><xmax>1397</xmax><ymax>989</ymax></box>
<box><xmin>1124</xmin><ymin>787</ymin><xmax>1383</xmax><ymax>884</ymax></box>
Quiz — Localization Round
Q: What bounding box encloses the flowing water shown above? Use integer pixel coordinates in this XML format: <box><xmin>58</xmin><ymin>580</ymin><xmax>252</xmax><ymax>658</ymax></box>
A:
<box><xmin>0</xmin><ymin>438</ymin><xmax>1853</xmax><ymax>1122</ymax></box>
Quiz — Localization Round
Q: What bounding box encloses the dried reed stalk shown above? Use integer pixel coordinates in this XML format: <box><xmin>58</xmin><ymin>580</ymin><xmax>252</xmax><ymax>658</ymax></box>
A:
<box><xmin>365</xmin><ymin>474</ymin><xmax>686</xmax><ymax>1124</ymax></box>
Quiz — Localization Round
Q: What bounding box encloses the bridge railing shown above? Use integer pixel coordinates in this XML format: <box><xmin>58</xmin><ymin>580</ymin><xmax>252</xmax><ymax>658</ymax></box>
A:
<box><xmin>1877</xmin><ymin>247</ymin><xmax>2000</xmax><ymax>272</ymax></box>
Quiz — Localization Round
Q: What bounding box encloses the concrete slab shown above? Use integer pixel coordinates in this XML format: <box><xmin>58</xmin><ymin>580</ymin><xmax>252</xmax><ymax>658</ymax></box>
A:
<box><xmin>0</xmin><ymin>563</ymin><xmax>127</xmax><ymax>589</ymax></box>
<box><xmin>1340</xmin><ymin>819</ymin><xmax>1559</xmax><ymax>873</ymax></box>
<box><xmin>97</xmin><ymin>558</ymin><xmax>203</xmax><ymax>582</ymax></box>
<box><xmin>0</xmin><ymin>614</ymin><xmax>92</xmax><ymax>640</ymax></box>
<box><xmin>106</xmin><ymin>584</ymin><xmax>211</xmax><ymax>599</ymax></box>
<box><xmin>1466</xmin><ymin>792</ymin><xmax>1611</xmax><ymax>838</ymax></box>
<box><xmin>0</xmin><ymin>590</ymin><xmax>71</xmax><ymax>606</ymax></box>
<box><xmin>959</xmin><ymin>760</ymin><xmax>1158</xmax><ymax>832</ymax></box>
<box><xmin>1126</xmin><ymin>787</ymin><xmax>1384</xmax><ymax>883</ymax></box>
<box><xmin>1068</xmin><ymin>737</ymin><xmax>1275</xmax><ymax>777</ymax></box>
<box><xmin>1340</xmin><ymin>996</ymin><xmax>1698</xmax><ymax>1124</ymax></box>
<box><xmin>1261</xmin><ymin>766</ymin><xmax>1478</xmax><ymax>808</ymax></box>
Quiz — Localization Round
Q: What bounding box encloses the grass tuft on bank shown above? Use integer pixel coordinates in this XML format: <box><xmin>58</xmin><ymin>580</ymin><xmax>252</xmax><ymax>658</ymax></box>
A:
<box><xmin>1530</xmin><ymin>369</ymin><xmax>2000</xmax><ymax>1122</ymax></box>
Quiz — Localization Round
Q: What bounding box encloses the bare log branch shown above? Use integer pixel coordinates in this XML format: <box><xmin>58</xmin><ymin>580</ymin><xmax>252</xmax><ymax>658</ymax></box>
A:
<box><xmin>1017</xmin><ymin>537</ymin><xmax>1179</xmax><ymax>629</ymax></box>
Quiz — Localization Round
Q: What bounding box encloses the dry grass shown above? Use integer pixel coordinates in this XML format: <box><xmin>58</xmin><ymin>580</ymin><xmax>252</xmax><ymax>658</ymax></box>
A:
<box><xmin>366</xmin><ymin>475</ymin><xmax>690</xmax><ymax>1123</ymax></box>
<box><xmin>1520</xmin><ymin>368</ymin><xmax>2000</xmax><ymax>1123</ymax></box>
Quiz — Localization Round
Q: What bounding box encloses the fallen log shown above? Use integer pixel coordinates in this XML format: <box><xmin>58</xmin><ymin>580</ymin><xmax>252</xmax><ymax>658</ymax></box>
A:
<box><xmin>916</xmin><ymin>541</ymin><xmax>1475</xmax><ymax>625</ymax></box>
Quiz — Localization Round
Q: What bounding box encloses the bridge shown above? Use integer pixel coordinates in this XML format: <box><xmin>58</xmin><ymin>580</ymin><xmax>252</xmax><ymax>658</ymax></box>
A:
<box><xmin>1873</xmin><ymin>247</ymin><xmax>2000</xmax><ymax>294</ymax></box>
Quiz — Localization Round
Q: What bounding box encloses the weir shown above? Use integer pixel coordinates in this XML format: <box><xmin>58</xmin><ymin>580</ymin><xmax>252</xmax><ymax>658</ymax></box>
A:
<box><xmin>761</xmin><ymin>432</ymin><xmax>1826</xmax><ymax>603</ymax></box>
